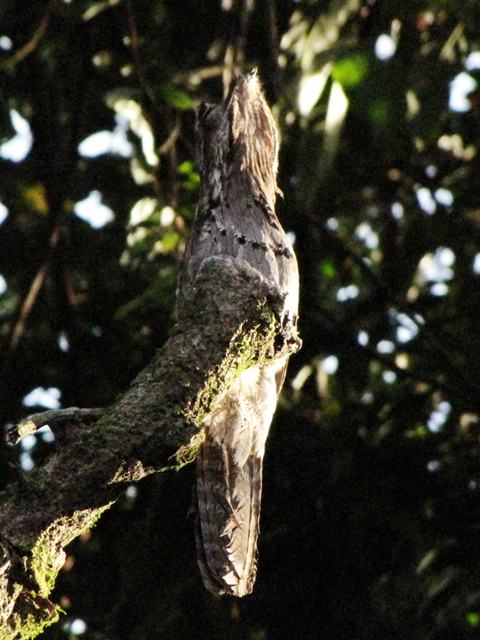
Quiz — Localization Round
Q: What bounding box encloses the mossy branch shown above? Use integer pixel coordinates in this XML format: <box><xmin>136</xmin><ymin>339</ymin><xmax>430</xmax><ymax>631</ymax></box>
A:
<box><xmin>0</xmin><ymin>256</ymin><xmax>299</xmax><ymax>640</ymax></box>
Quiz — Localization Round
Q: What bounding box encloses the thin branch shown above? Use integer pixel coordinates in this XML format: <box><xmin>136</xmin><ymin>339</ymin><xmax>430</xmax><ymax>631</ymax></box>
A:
<box><xmin>306</xmin><ymin>305</ymin><xmax>480</xmax><ymax>411</ymax></box>
<box><xmin>9</xmin><ymin>225</ymin><xmax>61</xmax><ymax>350</ymax></box>
<box><xmin>158</xmin><ymin>117</ymin><xmax>181</xmax><ymax>155</ymax></box>
<box><xmin>308</xmin><ymin>221</ymin><xmax>477</xmax><ymax>399</ymax></box>
<box><xmin>223</xmin><ymin>43</ymin><xmax>236</xmax><ymax>97</ymax></box>
<box><xmin>358</xmin><ymin>342</ymin><xmax>465</xmax><ymax>402</ymax></box>
<box><xmin>9</xmin><ymin>262</ymin><xmax>49</xmax><ymax>350</ymax></box>
<box><xmin>125</xmin><ymin>0</ymin><xmax>166</xmax><ymax>201</ymax></box>
<box><xmin>8</xmin><ymin>0</ymin><xmax>59</xmax><ymax>65</ymax></box>
<box><xmin>7</xmin><ymin>408</ymin><xmax>105</xmax><ymax>445</ymax></box>
<box><xmin>321</xmin><ymin>225</ymin><xmax>387</xmax><ymax>293</ymax></box>
<box><xmin>440</xmin><ymin>21</ymin><xmax>465</xmax><ymax>61</ymax></box>
<box><xmin>172</xmin><ymin>64</ymin><xmax>225</xmax><ymax>87</ymax></box>
<box><xmin>125</xmin><ymin>0</ymin><xmax>162</xmax><ymax>112</ymax></box>
<box><xmin>221</xmin><ymin>0</ymin><xmax>255</xmax><ymax>95</ymax></box>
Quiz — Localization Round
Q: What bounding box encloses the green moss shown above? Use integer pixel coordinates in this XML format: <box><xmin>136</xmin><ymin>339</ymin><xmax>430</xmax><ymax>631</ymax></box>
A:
<box><xmin>31</xmin><ymin>505</ymin><xmax>113</xmax><ymax>598</ymax></box>
<box><xmin>11</xmin><ymin>608</ymin><xmax>60</xmax><ymax>640</ymax></box>
<box><xmin>31</xmin><ymin>536</ymin><xmax>65</xmax><ymax>598</ymax></box>
<box><xmin>0</xmin><ymin>589</ymin><xmax>60</xmax><ymax>640</ymax></box>
<box><xmin>187</xmin><ymin>306</ymin><xmax>277</xmax><ymax>425</ymax></box>
<box><xmin>173</xmin><ymin>431</ymin><xmax>205</xmax><ymax>469</ymax></box>
<box><xmin>174</xmin><ymin>303</ymin><xmax>279</xmax><ymax>466</ymax></box>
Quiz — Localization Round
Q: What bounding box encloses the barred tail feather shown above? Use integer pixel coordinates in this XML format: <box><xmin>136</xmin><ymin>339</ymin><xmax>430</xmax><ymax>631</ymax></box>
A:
<box><xmin>195</xmin><ymin>436</ymin><xmax>263</xmax><ymax>597</ymax></box>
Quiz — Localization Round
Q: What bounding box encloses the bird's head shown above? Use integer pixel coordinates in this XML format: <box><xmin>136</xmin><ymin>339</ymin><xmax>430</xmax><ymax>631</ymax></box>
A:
<box><xmin>196</xmin><ymin>70</ymin><xmax>279</xmax><ymax>202</ymax></box>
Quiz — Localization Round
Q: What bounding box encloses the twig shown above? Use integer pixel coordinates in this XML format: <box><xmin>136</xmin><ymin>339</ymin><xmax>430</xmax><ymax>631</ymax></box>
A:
<box><xmin>9</xmin><ymin>262</ymin><xmax>49</xmax><ymax>350</ymax></box>
<box><xmin>9</xmin><ymin>225</ymin><xmax>61</xmax><ymax>350</ymax></box>
<box><xmin>223</xmin><ymin>44</ymin><xmax>236</xmax><ymax>97</ymax></box>
<box><xmin>158</xmin><ymin>117</ymin><xmax>181</xmax><ymax>155</ymax></box>
<box><xmin>440</xmin><ymin>21</ymin><xmax>465</xmax><ymax>61</ymax></box>
<box><xmin>6</xmin><ymin>407</ymin><xmax>105</xmax><ymax>445</ymax></box>
<box><xmin>125</xmin><ymin>0</ymin><xmax>161</xmax><ymax>111</ymax></box>
<box><xmin>8</xmin><ymin>0</ymin><xmax>59</xmax><ymax>64</ymax></box>
<box><xmin>312</xmin><ymin>222</ymin><xmax>476</xmax><ymax>397</ymax></box>
<box><xmin>321</xmin><ymin>225</ymin><xmax>387</xmax><ymax>293</ymax></box>
<box><xmin>306</xmin><ymin>305</ymin><xmax>479</xmax><ymax>410</ymax></box>
<box><xmin>125</xmin><ymin>0</ymin><xmax>165</xmax><ymax>201</ymax></box>
<box><xmin>172</xmin><ymin>65</ymin><xmax>225</xmax><ymax>87</ymax></box>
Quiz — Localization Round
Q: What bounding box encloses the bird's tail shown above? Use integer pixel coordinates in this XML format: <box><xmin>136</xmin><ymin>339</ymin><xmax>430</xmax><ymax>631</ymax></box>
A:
<box><xmin>195</xmin><ymin>434</ymin><xmax>263</xmax><ymax>597</ymax></box>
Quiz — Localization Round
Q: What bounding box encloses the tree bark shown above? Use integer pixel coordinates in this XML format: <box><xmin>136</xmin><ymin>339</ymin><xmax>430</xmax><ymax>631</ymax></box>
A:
<box><xmin>0</xmin><ymin>255</ymin><xmax>299</xmax><ymax>640</ymax></box>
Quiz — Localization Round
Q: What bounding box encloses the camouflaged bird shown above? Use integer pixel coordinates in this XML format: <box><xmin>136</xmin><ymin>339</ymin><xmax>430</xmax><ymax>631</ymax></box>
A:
<box><xmin>177</xmin><ymin>70</ymin><xmax>299</xmax><ymax>597</ymax></box>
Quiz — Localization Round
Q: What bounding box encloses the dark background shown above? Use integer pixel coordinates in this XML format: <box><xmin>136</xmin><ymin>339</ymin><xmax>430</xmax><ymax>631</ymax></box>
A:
<box><xmin>1</xmin><ymin>1</ymin><xmax>480</xmax><ymax>638</ymax></box>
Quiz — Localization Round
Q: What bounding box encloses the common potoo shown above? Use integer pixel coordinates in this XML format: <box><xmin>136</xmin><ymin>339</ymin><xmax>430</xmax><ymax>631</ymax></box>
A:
<box><xmin>178</xmin><ymin>70</ymin><xmax>299</xmax><ymax>597</ymax></box>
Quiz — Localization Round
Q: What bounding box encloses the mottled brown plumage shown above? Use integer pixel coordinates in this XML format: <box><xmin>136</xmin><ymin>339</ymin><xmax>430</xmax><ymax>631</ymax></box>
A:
<box><xmin>178</xmin><ymin>71</ymin><xmax>299</xmax><ymax>597</ymax></box>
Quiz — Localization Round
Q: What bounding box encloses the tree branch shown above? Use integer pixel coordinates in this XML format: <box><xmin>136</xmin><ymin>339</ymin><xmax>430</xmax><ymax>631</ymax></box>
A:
<box><xmin>0</xmin><ymin>255</ymin><xmax>299</xmax><ymax>640</ymax></box>
<box><xmin>6</xmin><ymin>408</ymin><xmax>105</xmax><ymax>445</ymax></box>
<box><xmin>9</xmin><ymin>224</ymin><xmax>61</xmax><ymax>351</ymax></box>
<box><xmin>7</xmin><ymin>0</ymin><xmax>59</xmax><ymax>66</ymax></box>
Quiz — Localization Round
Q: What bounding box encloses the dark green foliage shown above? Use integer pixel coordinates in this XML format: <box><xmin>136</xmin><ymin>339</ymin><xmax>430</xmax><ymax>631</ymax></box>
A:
<box><xmin>1</xmin><ymin>0</ymin><xmax>480</xmax><ymax>638</ymax></box>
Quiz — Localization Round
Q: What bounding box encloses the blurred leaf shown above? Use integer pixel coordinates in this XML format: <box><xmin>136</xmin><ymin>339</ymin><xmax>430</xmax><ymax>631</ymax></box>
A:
<box><xmin>177</xmin><ymin>160</ymin><xmax>195</xmax><ymax>175</ymax></box>
<box><xmin>83</xmin><ymin>0</ymin><xmax>122</xmax><ymax>22</ymax></box>
<box><xmin>157</xmin><ymin>84</ymin><xmax>194</xmax><ymax>110</ymax></box>
<box><xmin>467</xmin><ymin>612</ymin><xmax>480</xmax><ymax>627</ymax></box>
<box><xmin>23</xmin><ymin>184</ymin><xmax>48</xmax><ymax>214</ymax></box>
<box><xmin>406</xmin><ymin>425</ymin><xmax>428</xmax><ymax>438</ymax></box>
<box><xmin>181</xmin><ymin>172</ymin><xmax>200</xmax><ymax>189</ymax></box>
<box><xmin>178</xmin><ymin>160</ymin><xmax>200</xmax><ymax>189</ymax></box>
<box><xmin>332</xmin><ymin>54</ymin><xmax>368</xmax><ymax>88</ymax></box>
<box><xmin>159</xmin><ymin>230</ymin><xmax>180</xmax><ymax>254</ymax></box>
<box><xmin>319</xmin><ymin>259</ymin><xmax>336</xmax><ymax>278</ymax></box>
